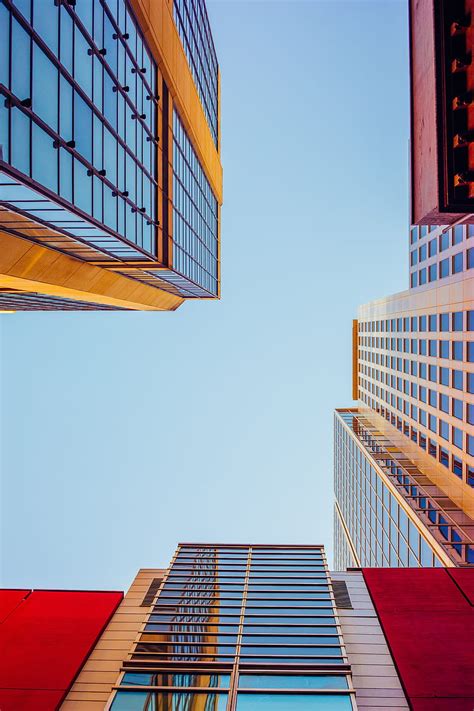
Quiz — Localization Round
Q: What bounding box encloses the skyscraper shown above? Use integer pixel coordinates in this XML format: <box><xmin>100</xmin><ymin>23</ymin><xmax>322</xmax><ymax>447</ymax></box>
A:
<box><xmin>335</xmin><ymin>234</ymin><xmax>474</xmax><ymax>569</ymax></box>
<box><xmin>334</xmin><ymin>2</ymin><xmax>474</xmax><ymax>570</ymax></box>
<box><xmin>0</xmin><ymin>0</ymin><xmax>222</xmax><ymax>311</ymax></box>
<box><xmin>4</xmin><ymin>544</ymin><xmax>474</xmax><ymax>710</ymax></box>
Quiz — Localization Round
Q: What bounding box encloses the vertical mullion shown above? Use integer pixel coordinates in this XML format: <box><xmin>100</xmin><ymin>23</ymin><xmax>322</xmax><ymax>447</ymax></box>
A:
<box><xmin>228</xmin><ymin>545</ymin><xmax>251</xmax><ymax>711</ymax></box>
<box><xmin>28</xmin><ymin>0</ymin><xmax>32</xmax><ymax>178</ymax></box>
<box><xmin>7</xmin><ymin>4</ymin><xmax>12</xmax><ymax>164</ymax></box>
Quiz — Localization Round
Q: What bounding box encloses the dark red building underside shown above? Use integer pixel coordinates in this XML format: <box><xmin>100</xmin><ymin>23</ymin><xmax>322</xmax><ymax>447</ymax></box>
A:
<box><xmin>0</xmin><ymin>588</ymin><xmax>122</xmax><ymax>710</ymax></box>
<box><xmin>363</xmin><ymin>568</ymin><xmax>474</xmax><ymax>711</ymax></box>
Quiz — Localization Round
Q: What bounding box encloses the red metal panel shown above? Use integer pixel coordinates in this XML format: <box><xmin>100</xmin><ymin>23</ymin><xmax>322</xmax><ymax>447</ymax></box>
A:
<box><xmin>363</xmin><ymin>568</ymin><xmax>474</xmax><ymax>711</ymax></box>
<box><xmin>0</xmin><ymin>589</ymin><xmax>30</xmax><ymax>623</ymax></box>
<box><xmin>0</xmin><ymin>690</ymin><xmax>66</xmax><ymax>710</ymax></box>
<box><xmin>448</xmin><ymin>568</ymin><xmax>474</xmax><ymax>605</ymax></box>
<box><xmin>0</xmin><ymin>589</ymin><xmax>123</xmax><ymax>711</ymax></box>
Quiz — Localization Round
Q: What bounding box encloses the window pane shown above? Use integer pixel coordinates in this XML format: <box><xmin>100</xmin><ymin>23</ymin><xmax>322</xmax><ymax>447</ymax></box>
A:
<box><xmin>236</xmin><ymin>693</ymin><xmax>353</xmax><ymax>710</ymax></box>
<box><xmin>33</xmin><ymin>0</ymin><xmax>58</xmax><ymax>53</ymax></box>
<box><xmin>239</xmin><ymin>676</ymin><xmax>348</xmax><ymax>690</ymax></box>
<box><xmin>0</xmin><ymin>3</ymin><xmax>10</xmax><ymax>88</ymax></box>
<box><xmin>244</xmin><ymin>625</ymin><xmax>338</xmax><ymax>635</ymax></box>
<box><xmin>32</xmin><ymin>124</ymin><xmax>57</xmax><ymax>193</ymax></box>
<box><xmin>74</xmin><ymin>93</ymin><xmax>92</xmax><ymax>162</ymax></box>
<box><xmin>245</xmin><ymin>613</ymin><xmax>334</xmax><ymax>622</ymax></box>
<box><xmin>11</xmin><ymin>109</ymin><xmax>30</xmax><ymax>176</ymax></box>
<box><xmin>242</xmin><ymin>635</ymin><xmax>339</xmax><ymax>645</ymax></box>
<box><xmin>11</xmin><ymin>19</ymin><xmax>30</xmax><ymax>100</ymax></box>
<box><xmin>121</xmin><ymin>672</ymin><xmax>231</xmax><ymax>688</ymax></box>
<box><xmin>33</xmin><ymin>45</ymin><xmax>58</xmax><ymax>131</ymax></box>
<box><xmin>239</xmin><ymin>646</ymin><xmax>342</xmax><ymax>657</ymax></box>
<box><xmin>111</xmin><ymin>691</ymin><xmax>228</xmax><ymax>710</ymax></box>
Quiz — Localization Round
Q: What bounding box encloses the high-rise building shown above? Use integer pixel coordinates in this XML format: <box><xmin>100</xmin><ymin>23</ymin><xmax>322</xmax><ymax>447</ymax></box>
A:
<box><xmin>0</xmin><ymin>0</ymin><xmax>222</xmax><ymax>311</ymax></box>
<box><xmin>335</xmin><ymin>227</ymin><xmax>474</xmax><ymax>569</ymax></box>
<box><xmin>4</xmin><ymin>544</ymin><xmax>474</xmax><ymax>710</ymax></box>
<box><xmin>410</xmin><ymin>0</ymin><xmax>474</xmax><ymax>225</ymax></box>
<box><xmin>335</xmin><ymin>4</ymin><xmax>474</xmax><ymax>571</ymax></box>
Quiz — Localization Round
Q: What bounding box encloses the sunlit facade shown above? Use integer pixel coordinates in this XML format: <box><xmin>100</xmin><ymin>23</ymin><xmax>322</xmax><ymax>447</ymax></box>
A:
<box><xmin>333</xmin><ymin>409</ymin><xmax>474</xmax><ymax>569</ymax></box>
<box><xmin>334</xmin><ymin>0</ymin><xmax>474</xmax><ymax>570</ymax></box>
<box><xmin>334</xmin><ymin>263</ymin><xmax>474</xmax><ymax>569</ymax></box>
<box><xmin>0</xmin><ymin>0</ymin><xmax>222</xmax><ymax>310</ymax></box>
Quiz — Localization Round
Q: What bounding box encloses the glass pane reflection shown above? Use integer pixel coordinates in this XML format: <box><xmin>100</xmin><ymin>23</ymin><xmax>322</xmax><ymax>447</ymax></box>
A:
<box><xmin>111</xmin><ymin>691</ymin><xmax>228</xmax><ymax>710</ymax></box>
<box><xmin>121</xmin><ymin>672</ymin><xmax>231</xmax><ymax>688</ymax></box>
<box><xmin>238</xmin><ymin>676</ymin><xmax>349</xmax><ymax>690</ymax></box>
<box><xmin>236</xmin><ymin>694</ymin><xmax>352</xmax><ymax>710</ymax></box>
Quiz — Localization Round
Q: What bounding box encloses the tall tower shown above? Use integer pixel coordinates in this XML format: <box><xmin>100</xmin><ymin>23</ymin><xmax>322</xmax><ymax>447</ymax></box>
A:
<box><xmin>334</xmin><ymin>1</ymin><xmax>474</xmax><ymax>570</ymax></box>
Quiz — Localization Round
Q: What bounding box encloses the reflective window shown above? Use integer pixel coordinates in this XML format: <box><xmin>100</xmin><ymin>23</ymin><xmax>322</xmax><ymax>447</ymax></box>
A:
<box><xmin>238</xmin><ymin>675</ymin><xmax>349</xmax><ymax>689</ymax></box>
<box><xmin>121</xmin><ymin>672</ymin><xmax>231</xmax><ymax>688</ymax></box>
<box><xmin>236</xmin><ymin>693</ymin><xmax>353</xmax><ymax>710</ymax></box>
<box><xmin>111</xmin><ymin>691</ymin><xmax>228</xmax><ymax>710</ymax></box>
<box><xmin>239</xmin><ymin>646</ymin><xmax>342</xmax><ymax>657</ymax></box>
<box><xmin>0</xmin><ymin>0</ymin><xmax>158</xmax><ymax>258</ymax></box>
<box><xmin>242</xmin><ymin>635</ymin><xmax>339</xmax><ymax>645</ymax></box>
<box><xmin>334</xmin><ymin>412</ymin><xmax>445</xmax><ymax>568</ymax></box>
<box><xmin>244</xmin><ymin>625</ymin><xmax>338</xmax><ymax>634</ymax></box>
<box><xmin>173</xmin><ymin>0</ymin><xmax>218</xmax><ymax>145</ymax></box>
<box><xmin>440</xmin><ymin>258</ymin><xmax>450</xmax><ymax>278</ymax></box>
<box><xmin>171</xmin><ymin>109</ymin><xmax>218</xmax><ymax>296</ymax></box>
<box><xmin>452</xmin><ymin>252</ymin><xmax>463</xmax><ymax>274</ymax></box>
<box><xmin>452</xmin><ymin>312</ymin><xmax>463</xmax><ymax>331</ymax></box>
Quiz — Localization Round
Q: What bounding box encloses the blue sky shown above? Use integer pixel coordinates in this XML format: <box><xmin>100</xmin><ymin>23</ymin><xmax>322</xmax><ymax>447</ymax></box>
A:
<box><xmin>1</xmin><ymin>0</ymin><xmax>409</xmax><ymax>591</ymax></box>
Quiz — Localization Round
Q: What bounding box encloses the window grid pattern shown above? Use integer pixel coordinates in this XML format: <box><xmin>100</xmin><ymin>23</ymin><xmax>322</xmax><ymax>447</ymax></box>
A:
<box><xmin>173</xmin><ymin>0</ymin><xmax>218</xmax><ymax>146</ymax></box>
<box><xmin>333</xmin><ymin>506</ymin><xmax>358</xmax><ymax>572</ymax></box>
<box><xmin>172</xmin><ymin>109</ymin><xmax>218</xmax><ymax>296</ymax></box>
<box><xmin>357</xmin><ymin>311</ymin><xmax>474</xmax><ymax>487</ymax></box>
<box><xmin>109</xmin><ymin>544</ymin><xmax>355</xmax><ymax>711</ymax></box>
<box><xmin>335</xmin><ymin>410</ymin><xmax>474</xmax><ymax>566</ymax></box>
<box><xmin>409</xmin><ymin>223</ymin><xmax>474</xmax><ymax>289</ymax></box>
<box><xmin>0</xmin><ymin>0</ymin><xmax>159</xmax><ymax>259</ymax></box>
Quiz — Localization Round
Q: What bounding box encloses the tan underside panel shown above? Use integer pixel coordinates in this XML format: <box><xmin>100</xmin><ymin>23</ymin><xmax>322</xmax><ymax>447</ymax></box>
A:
<box><xmin>0</xmin><ymin>232</ymin><xmax>183</xmax><ymax>310</ymax></box>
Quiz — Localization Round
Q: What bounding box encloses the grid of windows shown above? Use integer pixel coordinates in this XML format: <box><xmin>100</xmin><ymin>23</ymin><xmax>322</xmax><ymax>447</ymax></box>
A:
<box><xmin>335</xmin><ymin>410</ymin><xmax>474</xmax><ymax>566</ymax></box>
<box><xmin>110</xmin><ymin>544</ymin><xmax>355</xmax><ymax>710</ymax></box>
<box><xmin>0</xmin><ymin>0</ymin><xmax>158</xmax><ymax>259</ymax></box>
<box><xmin>173</xmin><ymin>0</ymin><xmax>218</xmax><ymax>146</ymax></box>
<box><xmin>334</xmin><ymin>507</ymin><xmax>358</xmax><ymax>571</ymax></box>
<box><xmin>409</xmin><ymin>224</ymin><xmax>474</xmax><ymax>288</ymax></box>
<box><xmin>357</xmin><ymin>310</ymin><xmax>474</xmax><ymax>486</ymax></box>
<box><xmin>172</xmin><ymin>109</ymin><xmax>218</xmax><ymax>296</ymax></box>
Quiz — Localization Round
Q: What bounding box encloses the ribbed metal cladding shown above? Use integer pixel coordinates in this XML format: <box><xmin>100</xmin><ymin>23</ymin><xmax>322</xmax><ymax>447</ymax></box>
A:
<box><xmin>332</xmin><ymin>581</ymin><xmax>353</xmax><ymax>610</ymax></box>
<box><xmin>141</xmin><ymin>578</ymin><xmax>164</xmax><ymax>607</ymax></box>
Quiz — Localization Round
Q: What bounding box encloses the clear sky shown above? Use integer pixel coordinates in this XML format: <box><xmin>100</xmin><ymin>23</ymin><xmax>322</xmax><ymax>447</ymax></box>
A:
<box><xmin>1</xmin><ymin>0</ymin><xmax>409</xmax><ymax>591</ymax></box>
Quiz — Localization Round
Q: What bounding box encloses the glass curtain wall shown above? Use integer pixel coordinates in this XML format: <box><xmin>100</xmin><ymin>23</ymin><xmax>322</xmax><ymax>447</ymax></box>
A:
<box><xmin>109</xmin><ymin>544</ymin><xmax>355</xmax><ymax>710</ymax></box>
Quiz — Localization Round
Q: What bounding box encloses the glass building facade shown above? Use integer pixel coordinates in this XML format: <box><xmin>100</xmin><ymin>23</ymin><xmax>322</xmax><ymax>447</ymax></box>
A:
<box><xmin>334</xmin><ymin>409</ymin><xmax>474</xmax><ymax>569</ymax></box>
<box><xmin>108</xmin><ymin>543</ymin><xmax>355</xmax><ymax>711</ymax></box>
<box><xmin>172</xmin><ymin>109</ymin><xmax>218</xmax><ymax>296</ymax></box>
<box><xmin>0</xmin><ymin>0</ymin><xmax>221</xmax><ymax>309</ymax></box>
<box><xmin>173</xmin><ymin>0</ymin><xmax>218</xmax><ymax>146</ymax></box>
